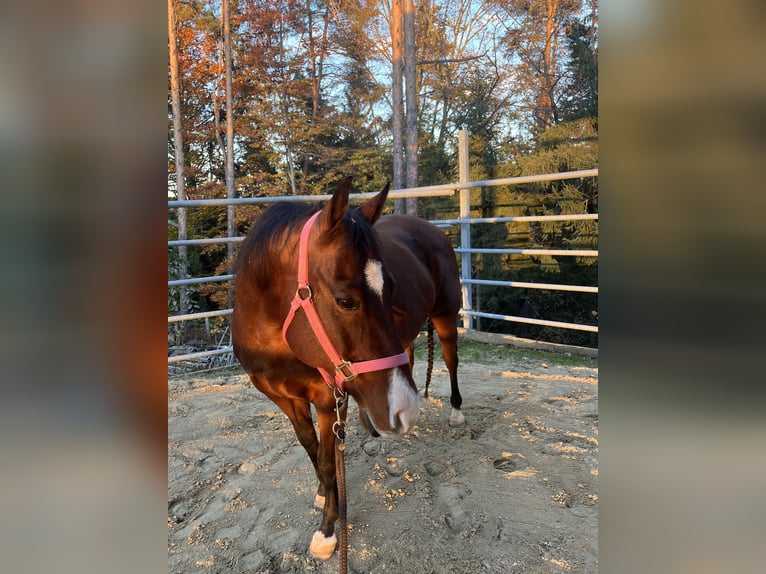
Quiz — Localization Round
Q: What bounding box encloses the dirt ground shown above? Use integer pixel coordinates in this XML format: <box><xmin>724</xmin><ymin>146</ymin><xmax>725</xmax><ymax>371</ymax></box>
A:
<box><xmin>168</xmin><ymin>351</ymin><xmax>598</xmax><ymax>573</ymax></box>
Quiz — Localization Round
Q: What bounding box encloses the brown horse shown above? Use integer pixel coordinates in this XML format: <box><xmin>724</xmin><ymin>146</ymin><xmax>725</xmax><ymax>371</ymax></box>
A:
<box><xmin>232</xmin><ymin>177</ymin><xmax>463</xmax><ymax>560</ymax></box>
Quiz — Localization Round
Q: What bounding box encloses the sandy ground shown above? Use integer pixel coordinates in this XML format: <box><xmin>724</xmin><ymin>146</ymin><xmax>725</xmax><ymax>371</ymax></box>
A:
<box><xmin>168</xmin><ymin>353</ymin><xmax>598</xmax><ymax>573</ymax></box>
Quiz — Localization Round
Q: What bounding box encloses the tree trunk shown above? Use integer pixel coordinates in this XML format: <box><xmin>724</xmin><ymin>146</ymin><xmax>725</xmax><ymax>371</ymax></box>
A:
<box><xmin>222</xmin><ymin>0</ymin><xmax>236</xmax><ymax>306</ymax></box>
<box><xmin>542</xmin><ymin>0</ymin><xmax>560</xmax><ymax>128</ymax></box>
<box><xmin>403</xmin><ymin>0</ymin><xmax>418</xmax><ymax>215</ymax></box>
<box><xmin>168</xmin><ymin>0</ymin><xmax>189</xmax><ymax>319</ymax></box>
<box><xmin>303</xmin><ymin>1</ymin><xmax>332</xmax><ymax>179</ymax></box>
<box><xmin>277</xmin><ymin>12</ymin><xmax>297</xmax><ymax>194</ymax></box>
<box><xmin>213</xmin><ymin>32</ymin><xmax>225</xmax><ymax>177</ymax></box>
<box><xmin>391</xmin><ymin>0</ymin><xmax>405</xmax><ymax>213</ymax></box>
<box><xmin>304</xmin><ymin>2</ymin><xmax>317</xmax><ymax>178</ymax></box>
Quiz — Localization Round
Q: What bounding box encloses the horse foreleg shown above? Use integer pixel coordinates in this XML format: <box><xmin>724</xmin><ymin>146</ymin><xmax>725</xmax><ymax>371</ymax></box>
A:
<box><xmin>430</xmin><ymin>315</ymin><xmax>465</xmax><ymax>426</ymax></box>
<box><xmin>308</xmin><ymin>407</ymin><xmax>341</xmax><ymax>560</ymax></box>
<box><xmin>266</xmin><ymin>395</ymin><xmax>325</xmax><ymax>508</ymax></box>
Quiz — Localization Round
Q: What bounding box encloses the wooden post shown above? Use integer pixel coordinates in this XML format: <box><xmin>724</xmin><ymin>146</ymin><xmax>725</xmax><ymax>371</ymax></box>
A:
<box><xmin>458</xmin><ymin>130</ymin><xmax>472</xmax><ymax>329</ymax></box>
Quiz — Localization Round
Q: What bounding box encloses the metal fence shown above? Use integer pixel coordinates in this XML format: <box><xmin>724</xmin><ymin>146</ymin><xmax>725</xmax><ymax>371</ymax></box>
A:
<box><xmin>168</xmin><ymin>140</ymin><xmax>597</xmax><ymax>371</ymax></box>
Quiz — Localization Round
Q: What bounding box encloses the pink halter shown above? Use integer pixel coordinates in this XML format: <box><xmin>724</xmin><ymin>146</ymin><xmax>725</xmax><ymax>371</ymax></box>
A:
<box><xmin>281</xmin><ymin>211</ymin><xmax>409</xmax><ymax>392</ymax></box>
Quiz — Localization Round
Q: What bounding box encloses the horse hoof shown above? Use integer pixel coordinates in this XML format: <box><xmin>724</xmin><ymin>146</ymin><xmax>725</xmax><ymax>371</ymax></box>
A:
<box><xmin>309</xmin><ymin>531</ymin><xmax>337</xmax><ymax>560</ymax></box>
<box><xmin>313</xmin><ymin>494</ymin><xmax>325</xmax><ymax>511</ymax></box>
<box><xmin>449</xmin><ymin>408</ymin><xmax>466</xmax><ymax>427</ymax></box>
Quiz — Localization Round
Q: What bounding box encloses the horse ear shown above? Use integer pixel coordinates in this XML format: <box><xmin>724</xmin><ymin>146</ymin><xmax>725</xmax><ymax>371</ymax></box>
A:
<box><xmin>319</xmin><ymin>176</ymin><xmax>353</xmax><ymax>232</ymax></box>
<box><xmin>356</xmin><ymin>181</ymin><xmax>390</xmax><ymax>224</ymax></box>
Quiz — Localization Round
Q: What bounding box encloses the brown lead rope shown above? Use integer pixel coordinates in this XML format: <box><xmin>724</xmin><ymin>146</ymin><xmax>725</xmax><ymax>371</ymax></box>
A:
<box><xmin>333</xmin><ymin>390</ymin><xmax>349</xmax><ymax>574</ymax></box>
<box><xmin>335</xmin><ymin>434</ymin><xmax>347</xmax><ymax>574</ymax></box>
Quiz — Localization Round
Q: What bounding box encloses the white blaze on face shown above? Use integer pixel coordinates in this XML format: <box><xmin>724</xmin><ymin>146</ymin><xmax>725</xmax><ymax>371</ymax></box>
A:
<box><xmin>364</xmin><ymin>259</ymin><xmax>384</xmax><ymax>299</ymax></box>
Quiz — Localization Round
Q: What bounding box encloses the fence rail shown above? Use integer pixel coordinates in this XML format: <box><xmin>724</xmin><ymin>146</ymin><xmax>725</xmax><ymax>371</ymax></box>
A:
<box><xmin>454</xmin><ymin>247</ymin><xmax>598</xmax><ymax>257</ymax></box>
<box><xmin>167</xmin><ymin>186</ymin><xmax>457</xmax><ymax>209</ymax></box>
<box><xmin>168</xmin><ymin>347</ymin><xmax>234</xmax><ymax>364</ymax></box>
<box><xmin>167</xmin><ymin>309</ymin><xmax>233</xmax><ymax>323</ymax></box>
<box><xmin>169</xmin><ymin>154</ymin><xmax>597</xmax><ymax>369</ymax></box>
<box><xmin>168</xmin><ymin>237</ymin><xmax>245</xmax><ymax>247</ymax></box>
<box><xmin>465</xmin><ymin>311</ymin><xmax>599</xmax><ymax>333</ymax></box>
<box><xmin>436</xmin><ymin>213</ymin><xmax>599</xmax><ymax>225</ymax></box>
<box><xmin>462</xmin><ymin>279</ymin><xmax>598</xmax><ymax>294</ymax></box>
<box><xmin>167</xmin><ymin>169</ymin><xmax>598</xmax><ymax>210</ymax></box>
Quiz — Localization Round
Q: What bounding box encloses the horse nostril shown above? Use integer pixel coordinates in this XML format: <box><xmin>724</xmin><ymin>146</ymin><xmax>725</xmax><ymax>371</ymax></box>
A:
<box><xmin>396</xmin><ymin>412</ymin><xmax>406</xmax><ymax>434</ymax></box>
<box><xmin>363</xmin><ymin>411</ymin><xmax>380</xmax><ymax>437</ymax></box>
<box><xmin>396</xmin><ymin>409</ymin><xmax>415</xmax><ymax>435</ymax></box>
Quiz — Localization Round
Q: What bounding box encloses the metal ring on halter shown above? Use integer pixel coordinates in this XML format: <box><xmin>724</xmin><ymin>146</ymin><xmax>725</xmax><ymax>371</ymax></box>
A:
<box><xmin>296</xmin><ymin>285</ymin><xmax>312</xmax><ymax>301</ymax></box>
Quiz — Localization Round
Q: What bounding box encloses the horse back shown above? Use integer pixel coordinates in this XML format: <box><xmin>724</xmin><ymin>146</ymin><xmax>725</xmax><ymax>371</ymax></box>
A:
<box><xmin>375</xmin><ymin>215</ymin><xmax>461</xmax><ymax>341</ymax></box>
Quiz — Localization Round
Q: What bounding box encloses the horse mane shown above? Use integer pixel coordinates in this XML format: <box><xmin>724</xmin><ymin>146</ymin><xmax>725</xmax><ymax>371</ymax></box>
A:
<box><xmin>237</xmin><ymin>200</ymin><xmax>380</xmax><ymax>289</ymax></box>
<box><xmin>344</xmin><ymin>209</ymin><xmax>380</xmax><ymax>262</ymax></box>
<box><xmin>236</xmin><ymin>202</ymin><xmax>315</xmax><ymax>288</ymax></box>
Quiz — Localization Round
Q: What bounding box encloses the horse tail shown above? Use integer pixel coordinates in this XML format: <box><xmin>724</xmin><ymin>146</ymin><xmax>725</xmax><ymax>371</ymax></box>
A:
<box><xmin>424</xmin><ymin>317</ymin><xmax>434</xmax><ymax>398</ymax></box>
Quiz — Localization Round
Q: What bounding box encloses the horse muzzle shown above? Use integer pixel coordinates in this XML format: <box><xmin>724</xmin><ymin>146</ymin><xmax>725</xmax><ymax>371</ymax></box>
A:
<box><xmin>358</xmin><ymin>367</ymin><xmax>419</xmax><ymax>438</ymax></box>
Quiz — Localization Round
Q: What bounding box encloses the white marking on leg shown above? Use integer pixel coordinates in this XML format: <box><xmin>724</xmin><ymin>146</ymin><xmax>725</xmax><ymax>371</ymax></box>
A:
<box><xmin>309</xmin><ymin>530</ymin><xmax>337</xmax><ymax>560</ymax></box>
<box><xmin>387</xmin><ymin>368</ymin><xmax>420</xmax><ymax>435</ymax></box>
<box><xmin>364</xmin><ymin>259</ymin><xmax>384</xmax><ymax>299</ymax></box>
<box><xmin>449</xmin><ymin>407</ymin><xmax>466</xmax><ymax>427</ymax></box>
<box><xmin>313</xmin><ymin>493</ymin><xmax>325</xmax><ymax>511</ymax></box>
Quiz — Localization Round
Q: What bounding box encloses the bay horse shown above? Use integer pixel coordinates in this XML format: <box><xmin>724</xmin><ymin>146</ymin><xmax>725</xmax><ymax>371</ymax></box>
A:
<box><xmin>232</xmin><ymin>176</ymin><xmax>463</xmax><ymax>560</ymax></box>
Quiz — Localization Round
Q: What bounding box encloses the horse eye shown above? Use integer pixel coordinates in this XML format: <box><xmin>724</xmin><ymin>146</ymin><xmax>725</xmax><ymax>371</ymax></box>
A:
<box><xmin>335</xmin><ymin>297</ymin><xmax>358</xmax><ymax>311</ymax></box>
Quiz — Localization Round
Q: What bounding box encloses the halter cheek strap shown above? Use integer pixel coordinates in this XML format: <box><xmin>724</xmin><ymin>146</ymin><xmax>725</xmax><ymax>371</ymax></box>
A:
<box><xmin>282</xmin><ymin>211</ymin><xmax>409</xmax><ymax>392</ymax></box>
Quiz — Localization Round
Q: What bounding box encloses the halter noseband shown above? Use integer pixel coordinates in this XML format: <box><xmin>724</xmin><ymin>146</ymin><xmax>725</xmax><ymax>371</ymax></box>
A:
<box><xmin>281</xmin><ymin>211</ymin><xmax>409</xmax><ymax>392</ymax></box>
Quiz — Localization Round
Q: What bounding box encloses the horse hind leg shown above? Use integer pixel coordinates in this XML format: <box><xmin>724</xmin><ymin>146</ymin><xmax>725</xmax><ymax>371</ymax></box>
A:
<box><xmin>430</xmin><ymin>315</ymin><xmax>465</xmax><ymax>427</ymax></box>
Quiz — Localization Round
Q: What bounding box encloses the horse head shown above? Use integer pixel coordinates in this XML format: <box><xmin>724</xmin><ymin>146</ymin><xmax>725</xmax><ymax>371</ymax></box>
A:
<box><xmin>282</xmin><ymin>177</ymin><xmax>419</xmax><ymax>438</ymax></box>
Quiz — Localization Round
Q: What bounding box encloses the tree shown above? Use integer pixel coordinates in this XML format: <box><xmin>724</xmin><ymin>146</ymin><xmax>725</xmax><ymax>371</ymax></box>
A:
<box><xmin>403</xmin><ymin>0</ymin><xmax>418</xmax><ymax>214</ymax></box>
<box><xmin>415</xmin><ymin>0</ymin><xmax>500</xmax><ymax>146</ymax></box>
<box><xmin>223</xmin><ymin>0</ymin><xmax>236</xmax><ymax>280</ymax></box>
<box><xmin>560</xmin><ymin>6</ymin><xmax>598</xmax><ymax>121</ymax></box>
<box><xmin>494</xmin><ymin>0</ymin><xmax>582</xmax><ymax>136</ymax></box>
<box><xmin>168</xmin><ymin>0</ymin><xmax>189</xmax><ymax>319</ymax></box>
<box><xmin>391</xmin><ymin>0</ymin><xmax>405</xmax><ymax>212</ymax></box>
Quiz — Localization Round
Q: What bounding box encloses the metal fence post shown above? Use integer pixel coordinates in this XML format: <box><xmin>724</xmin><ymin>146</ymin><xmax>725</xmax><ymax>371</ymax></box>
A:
<box><xmin>458</xmin><ymin>130</ymin><xmax>473</xmax><ymax>330</ymax></box>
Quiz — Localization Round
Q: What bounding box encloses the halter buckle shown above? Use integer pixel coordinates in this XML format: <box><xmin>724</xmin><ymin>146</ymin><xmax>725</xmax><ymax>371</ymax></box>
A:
<box><xmin>335</xmin><ymin>360</ymin><xmax>357</xmax><ymax>383</ymax></box>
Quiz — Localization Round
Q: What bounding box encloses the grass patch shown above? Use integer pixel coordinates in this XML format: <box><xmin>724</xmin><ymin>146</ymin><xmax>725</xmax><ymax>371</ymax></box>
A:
<box><xmin>414</xmin><ymin>338</ymin><xmax>597</xmax><ymax>370</ymax></box>
<box><xmin>170</xmin><ymin>335</ymin><xmax>597</xmax><ymax>380</ymax></box>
